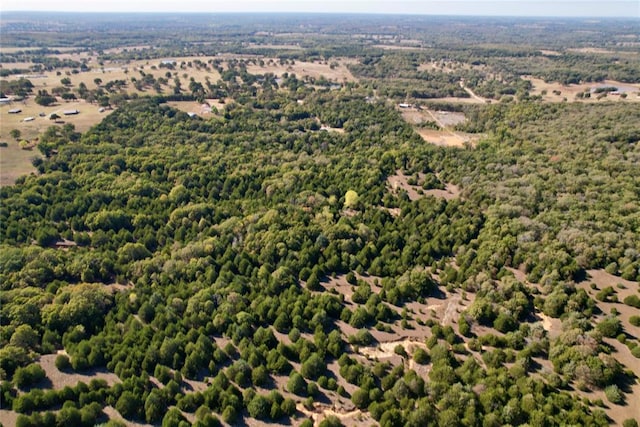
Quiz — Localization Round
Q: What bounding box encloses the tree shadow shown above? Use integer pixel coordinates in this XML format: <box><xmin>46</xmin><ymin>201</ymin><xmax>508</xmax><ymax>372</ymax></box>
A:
<box><xmin>26</xmin><ymin>376</ymin><xmax>54</xmax><ymax>391</ymax></box>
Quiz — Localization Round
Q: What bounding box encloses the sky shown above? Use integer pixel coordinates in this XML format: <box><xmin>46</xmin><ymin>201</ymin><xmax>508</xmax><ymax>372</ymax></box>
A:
<box><xmin>1</xmin><ymin>0</ymin><xmax>639</xmax><ymax>17</ymax></box>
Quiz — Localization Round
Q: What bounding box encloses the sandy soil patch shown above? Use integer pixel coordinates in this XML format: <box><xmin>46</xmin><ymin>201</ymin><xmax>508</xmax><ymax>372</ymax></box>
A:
<box><xmin>537</xmin><ymin>312</ymin><xmax>563</xmax><ymax>339</ymax></box>
<box><xmin>0</xmin><ymin>410</ymin><xmax>19</xmax><ymax>427</ymax></box>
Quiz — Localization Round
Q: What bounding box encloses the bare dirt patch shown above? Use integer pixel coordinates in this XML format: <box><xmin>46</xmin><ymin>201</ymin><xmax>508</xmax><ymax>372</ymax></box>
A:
<box><xmin>39</xmin><ymin>352</ymin><xmax>121</xmax><ymax>390</ymax></box>
<box><xmin>572</xmin><ymin>269</ymin><xmax>640</xmax><ymax>423</ymax></box>
<box><xmin>387</xmin><ymin>171</ymin><xmax>422</xmax><ymax>201</ymax></box>
<box><xmin>0</xmin><ymin>410</ymin><xmax>19</xmax><ymax>427</ymax></box>
<box><xmin>416</xmin><ymin>129</ymin><xmax>476</xmax><ymax>148</ymax></box>
<box><xmin>537</xmin><ymin>312</ymin><xmax>563</xmax><ymax>339</ymax></box>
<box><xmin>399</xmin><ymin>106</ymin><xmax>477</xmax><ymax>148</ymax></box>
<box><xmin>387</xmin><ymin>170</ymin><xmax>461</xmax><ymax>201</ymax></box>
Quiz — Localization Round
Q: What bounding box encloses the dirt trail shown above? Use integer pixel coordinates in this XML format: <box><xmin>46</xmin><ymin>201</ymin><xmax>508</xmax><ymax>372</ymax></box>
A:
<box><xmin>442</xmin><ymin>295</ymin><xmax>461</xmax><ymax>324</ymax></box>
<box><xmin>537</xmin><ymin>312</ymin><xmax>562</xmax><ymax>339</ymax></box>
<box><xmin>459</xmin><ymin>80</ymin><xmax>487</xmax><ymax>103</ymax></box>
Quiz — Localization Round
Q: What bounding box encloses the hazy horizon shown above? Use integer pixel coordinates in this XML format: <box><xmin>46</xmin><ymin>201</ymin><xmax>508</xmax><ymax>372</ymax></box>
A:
<box><xmin>2</xmin><ymin>1</ymin><xmax>639</xmax><ymax>18</ymax></box>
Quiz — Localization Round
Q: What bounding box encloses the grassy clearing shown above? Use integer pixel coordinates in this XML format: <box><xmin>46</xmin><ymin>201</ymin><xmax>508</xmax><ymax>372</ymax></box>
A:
<box><xmin>0</xmin><ymin>100</ymin><xmax>114</xmax><ymax>185</ymax></box>
<box><xmin>245</xmin><ymin>58</ymin><xmax>357</xmax><ymax>82</ymax></box>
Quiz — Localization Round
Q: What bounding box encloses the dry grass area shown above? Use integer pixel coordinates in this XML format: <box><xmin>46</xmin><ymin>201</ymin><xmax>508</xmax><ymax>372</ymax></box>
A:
<box><xmin>245</xmin><ymin>59</ymin><xmax>356</xmax><ymax>83</ymax></box>
<box><xmin>1</xmin><ymin>100</ymin><xmax>114</xmax><ymax>185</ymax></box>
<box><xmin>427</xmin><ymin>96</ymin><xmax>487</xmax><ymax>104</ymax></box>
<box><xmin>3</xmin><ymin>56</ymin><xmax>221</xmax><ymax>100</ymax></box>
<box><xmin>1</xmin><ymin>99</ymin><xmax>112</xmax><ymax>138</ymax></box>
<box><xmin>525</xmin><ymin>76</ymin><xmax>640</xmax><ymax>102</ymax></box>
<box><xmin>0</xmin><ymin>142</ymin><xmax>39</xmax><ymax>186</ymax></box>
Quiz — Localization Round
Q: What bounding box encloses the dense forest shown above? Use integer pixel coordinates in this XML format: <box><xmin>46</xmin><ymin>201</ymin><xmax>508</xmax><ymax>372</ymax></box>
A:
<box><xmin>1</xmin><ymin>12</ymin><xmax>640</xmax><ymax>427</ymax></box>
